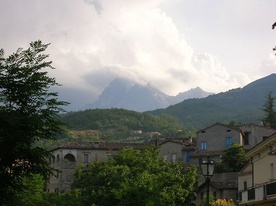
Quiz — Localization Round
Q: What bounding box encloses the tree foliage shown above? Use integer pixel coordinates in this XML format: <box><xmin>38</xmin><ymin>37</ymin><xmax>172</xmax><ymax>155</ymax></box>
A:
<box><xmin>61</xmin><ymin>108</ymin><xmax>195</xmax><ymax>141</ymax></box>
<box><xmin>72</xmin><ymin>147</ymin><xmax>198</xmax><ymax>206</ymax></box>
<box><xmin>212</xmin><ymin>198</ymin><xmax>235</xmax><ymax>206</ymax></box>
<box><xmin>261</xmin><ymin>91</ymin><xmax>276</xmax><ymax>128</ymax></box>
<box><xmin>215</xmin><ymin>144</ymin><xmax>249</xmax><ymax>172</ymax></box>
<box><xmin>0</xmin><ymin>41</ymin><xmax>68</xmax><ymax>203</ymax></box>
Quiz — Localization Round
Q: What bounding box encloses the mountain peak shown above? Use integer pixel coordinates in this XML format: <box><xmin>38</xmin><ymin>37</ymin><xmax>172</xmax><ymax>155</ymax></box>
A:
<box><xmin>83</xmin><ymin>78</ymin><xmax>212</xmax><ymax>112</ymax></box>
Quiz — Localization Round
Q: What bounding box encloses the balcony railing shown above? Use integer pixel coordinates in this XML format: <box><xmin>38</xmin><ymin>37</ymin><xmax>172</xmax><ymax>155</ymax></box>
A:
<box><xmin>239</xmin><ymin>180</ymin><xmax>276</xmax><ymax>205</ymax></box>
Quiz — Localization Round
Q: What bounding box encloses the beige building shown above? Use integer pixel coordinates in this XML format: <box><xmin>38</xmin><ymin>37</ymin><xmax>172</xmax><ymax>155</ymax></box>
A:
<box><xmin>238</xmin><ymin>132</ymin><xmax>276</xmax><ymax>205</ymax></box>
<box><xmin>47</xmin><ymin>142</ymin><xmax>145</xmax><ymax>192</ymax></box>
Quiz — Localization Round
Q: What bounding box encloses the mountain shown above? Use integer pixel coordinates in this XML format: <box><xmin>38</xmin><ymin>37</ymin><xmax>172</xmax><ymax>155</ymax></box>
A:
<box><xmin>150</xmin><ymin>73</ymin><xmax>276</xmax><ymax>129</ymax></box>
<box><xmin>84</xmin><ymin>78</ymin><xmax>212</xmax><ymax>112</ymax></box>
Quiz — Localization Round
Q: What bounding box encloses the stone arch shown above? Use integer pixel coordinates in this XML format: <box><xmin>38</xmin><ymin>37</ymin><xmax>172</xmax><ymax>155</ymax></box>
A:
<box><xmin>64</xmin><ymin>153</ymin><xmax>76</xmax><ymax>162</ymax></box>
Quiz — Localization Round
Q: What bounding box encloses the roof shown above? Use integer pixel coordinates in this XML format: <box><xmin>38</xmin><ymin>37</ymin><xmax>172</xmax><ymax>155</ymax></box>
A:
<box><xmin>198</xmin><ymin>180</ymin><xmax>238</xmax><ymax>190</ymax></box>
<box><xmin>159</xmin><ymin>138</ymin><xmax>195</xmax><ymax>146</ymax></box>
<box><xmin>49</xmin><ymin>141</ymin><xmax>146</xmax><ymax>152</ymax></box>
<box><xmin>191</xmin><ymin>150</ymin><xmax>224</xmax><ymax>157</ymax></box>
<box><xmin>196</xmin><ymin>122</ymin><xmax>241</xmax><ymax>134</ymax></box>
<box><xmin>240</xmin><ymin>123</ymin><xmax>276</xmax><ymax>131</ymax></box>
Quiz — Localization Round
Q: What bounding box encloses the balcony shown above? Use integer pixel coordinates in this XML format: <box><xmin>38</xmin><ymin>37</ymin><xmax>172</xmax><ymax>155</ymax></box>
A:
<box><xmin>239</xmin><ymin>181</ymin><xmax>276</xmax><ymax>205</ymax></box>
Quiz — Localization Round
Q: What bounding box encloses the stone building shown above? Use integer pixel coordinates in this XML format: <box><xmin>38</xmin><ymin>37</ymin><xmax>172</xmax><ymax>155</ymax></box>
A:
<box><xmin>158</xmin><ymin>137</ymin><xmax>195</xmax><ymax>164</ymax></box>
<box><xmin>47</xmin><ymin>141</ymin><xmax>145</xmax><ymax>192</ymax></box>
<box><xmin>192</xmin><ymin>123</ymin><xmax>276</xmax><ymax>205</ymax></box>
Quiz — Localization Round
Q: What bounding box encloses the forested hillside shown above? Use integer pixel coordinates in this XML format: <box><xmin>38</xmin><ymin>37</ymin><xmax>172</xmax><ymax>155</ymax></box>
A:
<box><xmin>63</xmin><ymin>108</ymin><xmax>193</xmax><ymax>135</ymax></box>
<box><xmin>151</xmin><ymin>74</ymin><xmax>276</xmax><ymax>129</ymax></box>
<box><xmin>42</xmin><ymin>109</ymin><xmax>195</xmax><ymax>147</ymax></box>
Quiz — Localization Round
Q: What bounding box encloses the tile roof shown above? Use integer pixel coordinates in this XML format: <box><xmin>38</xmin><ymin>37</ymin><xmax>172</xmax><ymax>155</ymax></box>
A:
<box><xmin>50</xmin><ymin>141</ymin><xmax>146</xmax><ymax>151</ymax></box>
<box><xmin>191</xmin><ymin>150</ymin><xmax>224</xmax><ymax>157</ymax></box>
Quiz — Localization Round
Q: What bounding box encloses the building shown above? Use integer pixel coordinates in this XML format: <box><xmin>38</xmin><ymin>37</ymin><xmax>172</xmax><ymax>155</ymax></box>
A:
<box><xmin>190</xmin><ymin>123</ymin><xmax>243</xmax><ymax>167</ymax></box>
<box><xmin>158</xmin><ymin>137</ymin><xmax>195</xmax><ymax>164</ymax></box>
<box><xmin>192</xmin><ymin>123</ymin><xmax>275</xmax><ymax>205</ymax></box>
<box><xmin>238</xmin><ymin>132</ymin><xmax>276</xmax><ymax>205</ymax></box>
<box><xmin>239</xmin><ymin>123</ymin><xmax>276</xmax><ymax>150</ymax></box>
<box><xmin>47</xmin><ymin>141</ymin><xmax>145</xmax><ymax>192</ymax></box>
<box><xmin>197</xmin><ymin>172</ymin><xmax>238</xmax><ymax>206</ymax></box>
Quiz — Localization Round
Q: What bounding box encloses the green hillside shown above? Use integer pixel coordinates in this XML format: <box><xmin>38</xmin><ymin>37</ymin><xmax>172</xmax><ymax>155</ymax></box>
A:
<box><xmin>60</xmin><ymin>108</ymin><xmax>195</xmax><ymax>141</ymax></box>
<box><xmin>150</xmin><ymin>74</ymin><xmax>276</xmax><ymax>129</ymax></box>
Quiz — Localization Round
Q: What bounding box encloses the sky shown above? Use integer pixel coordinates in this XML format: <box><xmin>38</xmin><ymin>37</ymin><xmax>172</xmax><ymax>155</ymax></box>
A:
<box><xmin>1</xmin><ymin>0</ymin><xmax>276</xmax><ymax>111</ymax></box>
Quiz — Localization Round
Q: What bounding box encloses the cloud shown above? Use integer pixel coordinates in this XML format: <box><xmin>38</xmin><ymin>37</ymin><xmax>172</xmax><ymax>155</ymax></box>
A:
<box><xmin>1</xmin><ymin>0</ymin><xmax>274</xmax><ymax>110</ymax></box>
<box><xmin>85</xmin><ymin>0</ymin><xmax>103</xmax><ymax>14</ymax></box>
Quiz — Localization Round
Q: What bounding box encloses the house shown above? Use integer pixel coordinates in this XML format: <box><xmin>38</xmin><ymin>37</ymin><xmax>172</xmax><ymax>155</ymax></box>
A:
<box><xmin>238</xmin><ymin>132</ymin><xmax>276</xmax><ymax>205</ymax></box>
<box><xmin>158</xmin><ymin>137</ymin><xmax>195</xmax><ymax>163</ymax></box>
<box><xmin>192</xmin><ymin>123</ymin><xmax>275</xmax><ymax>205</ymax></box>
<box><xmin>191</xmin><ymin>123</ymin><xmax>275</xmax><ymax>166</ymax></box>
<box><xmin>47</xmin><ymin>141</ymin><xmax>145</xmax><ymax>192</ymax></box>
<box><xmin>190</xmin><ymin>123</ymin><xmax>243</xmax><ymax>167</ymax></box>
<box><xmin>239</xmin><ymin>123</ymin><xmax>276</xmax><ymax>150</ymax></box>
<box><xmin>197</xmin><ymin>172</ymin><xmax>238</xmax><ymax>206</ymax></box>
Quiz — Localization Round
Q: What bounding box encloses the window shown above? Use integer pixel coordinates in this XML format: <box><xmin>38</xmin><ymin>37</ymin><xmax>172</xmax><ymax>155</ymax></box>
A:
<box><xmin>163</xmin><ymin>154</ymin><xmax>167</xmax><ymax>162</ymax></box>
<box><xmin>200</xmin><ymin>192</ymin><xmax>204</xmax><ymax>200</ymax></box>
<box><xmin>243</xmin><ymin>132</ymin><xmax>250</xmax><ymax>145</ymax></box>
<box><xmin>213</xmin><ymin>191</ymin><xmax>217</xmax><ymax>200</ymax></box>
<box><xmin>244</xmin><ymin>181</ymin><xmax>247</xmax><ymax>190</ymax></box>
<box><xmin>271</xmin><ymin>163</ymin><xmax>274</xmax><ymax>180</ymax></box>
<box><xmin>57</xmin><ymin>154</ymin><xmax>60</xmax><ymax>163</ymax></box>
<box><xmin>172</xmin><ymin>154</ymin><xmax>177</xmax><ymax>162</ymax></box>
<box><xmin>83</xmin><ymin>153</ymin><xmax>89</xmax><ymax>163</ymax></box>
<box><xmin>107</xmin><ymin>154</ymin><xmax>113</xmax><ymax>161</ymax></box>
<box><xmin>201</xmin><ymin>141</ymin><xmax>207</xmax><ymax>150</ymax></box>
<box><xmin>186</xmin><ymin>151</ymin><xmax>191</xmax><ymax>163</ymax></box>
<box><xmin>226</xmin><ymin>137</ymin><xmax>232</xmax><ymax>148</ymax></box>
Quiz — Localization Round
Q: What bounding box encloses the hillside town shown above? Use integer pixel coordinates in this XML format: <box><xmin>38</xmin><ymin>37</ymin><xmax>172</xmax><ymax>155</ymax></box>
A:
<box><xmin>47</xmin><ymin>122</ymin><xmax>276</xmax><ymax>205</ymax></box>
<box><xmin>1</xmin><ymin>1</ymin><xmax>276</xmax><ymax>205</ymax></box>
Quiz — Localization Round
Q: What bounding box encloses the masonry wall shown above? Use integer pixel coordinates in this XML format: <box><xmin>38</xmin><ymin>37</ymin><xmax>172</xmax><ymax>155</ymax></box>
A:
<box><xmin>196</xmin><ymin>124</ymin><xmax>242</xmax><ymax>152</ymax></box>
<box><xmin>240</xmin><ymin>124</ymin><xmax>276</xmax><ymax>150</ymax></box>
<box><xmin>47</xmin><ymin>147</ymin><xmax>120</xmax><ymax>192</ymax></box>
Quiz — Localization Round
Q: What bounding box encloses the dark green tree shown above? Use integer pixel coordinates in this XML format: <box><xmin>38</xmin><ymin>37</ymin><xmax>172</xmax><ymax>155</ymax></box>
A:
<box><xmin>0</xmin><ymin>41</ymin><xmax>68</xmax><ymax>203</ymax></box>
<box><xmin>261</xmin><ymin>91</ymin><xmax>276</xmax><ymax>128</ymax></box>
<box><xmin>216</xmin><ymin>144</ymin><xmax>249</xmax><ymax>172</ymax></box>
<box><xmin>72</xmin><ymin>147</ymin><xmax>198</xmax><ymax>206</ymax></box>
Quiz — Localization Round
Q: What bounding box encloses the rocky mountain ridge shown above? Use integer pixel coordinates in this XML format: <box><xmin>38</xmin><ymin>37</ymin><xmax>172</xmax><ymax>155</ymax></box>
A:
<box><xmin>84</xmin><ymin>78</ymin><xmax>213</xmax><ymax>112</ymax></box>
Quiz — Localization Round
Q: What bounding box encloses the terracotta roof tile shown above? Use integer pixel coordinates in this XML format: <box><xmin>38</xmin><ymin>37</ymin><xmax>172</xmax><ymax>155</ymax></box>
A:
<box><xmin>50</xmin><ymin>141</ymin><xmax>146</xmax><ymax>151</ymax></box>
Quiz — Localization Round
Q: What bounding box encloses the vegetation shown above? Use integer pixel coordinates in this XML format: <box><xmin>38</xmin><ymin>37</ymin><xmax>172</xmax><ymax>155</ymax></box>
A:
<box><xmin>151</xmin><ymin>74</ymin><xmax>276</xmax><ymax>129</ymax></box>
<box><xmin>0</xmin><ymin>41</ymin><xmax>68</xmax><ymax>204</ymax></box>
<box><xmin>60</xmin><ymin>109</ymin><xmax>195</xmax><ymax>142</ymax></box>
<box><xmin>215</xmin><ymin>144</ymin><xmax>249</xmax><ymax>172</ymax></box>
<box><xmin>212</xmin><ymin>199</ymin><xmax>235</xmax><ymax>206</ymax></box>
<box><xmin>72</xmin><ymin>147</ymin><xmax>198</xmax><ymax>205</ymax></box>
<box><xmin>261</xmin><ymin>91</ymin><xmax>276</xmax><ymax>128</ymax></box>
<box><xmin>5</xmin><ymin>174</ymin><xmax>83</xmax><ymax>206</ymax></box>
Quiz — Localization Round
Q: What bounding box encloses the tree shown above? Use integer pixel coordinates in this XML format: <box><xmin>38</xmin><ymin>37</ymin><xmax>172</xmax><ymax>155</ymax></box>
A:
<box><xmin>261</xmin><ymin>91</ymin><xmax>276</xmax><ymax>128</ymax></box>
<box><xmin>72</xmin><ymin>147</ymin><xmax>198</xmax><ymax>205</ymax></box>
<box><xmin>216</xmin><ymin>144</ymin><xmax>249</xmax><ymax>172</ymax></box>
<box><xmin>0</xmin><ymin>41</ymin><xmax>68</xmax><ymax>203</ymax></box>
<box><xmin>212</xmin><ymin>198</ymin><xmax>235</xmax><ymax>206</ymax></box>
